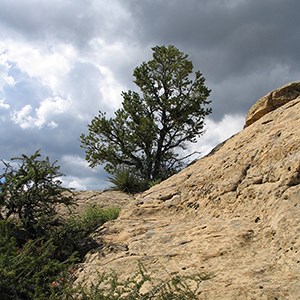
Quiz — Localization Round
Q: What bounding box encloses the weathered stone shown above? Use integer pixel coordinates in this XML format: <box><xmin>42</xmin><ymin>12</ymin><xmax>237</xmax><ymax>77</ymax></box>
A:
<box><xmin>74</xmin><ymin>88</ymin><xmax>300</xmax><ymax>299</ymax></box>
<box><xmin>58</xmin><ymin>190</ymin><xmax>133</xmax><ymax>217</ymax></box>
<box><xmin>245</xmin><ymin>81</ymin><xmax>300</xmax><ymax>127</ymax></box>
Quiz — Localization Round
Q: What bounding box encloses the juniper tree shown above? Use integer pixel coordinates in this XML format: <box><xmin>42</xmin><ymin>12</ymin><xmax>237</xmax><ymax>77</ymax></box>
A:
<box><xmin>81</xmin><ymin>45</ymin><xmax>211</xmax><ymax>189</ymax></box>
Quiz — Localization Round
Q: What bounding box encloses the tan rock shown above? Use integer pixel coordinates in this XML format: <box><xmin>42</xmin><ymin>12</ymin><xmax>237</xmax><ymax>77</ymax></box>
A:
<box><xmin>245</xmin><ymin>81</ymin><xmax>300</xmax><ymax>127</ymax></box>
<box><xmin>58</xmin><ymin>190</ymin><xmax>133</xmax><ymax>217</ymax></box>
<box><xmin>75</xmin><ymin>91</ymin><xmax>300</xmax><ymax>299</ymax></box>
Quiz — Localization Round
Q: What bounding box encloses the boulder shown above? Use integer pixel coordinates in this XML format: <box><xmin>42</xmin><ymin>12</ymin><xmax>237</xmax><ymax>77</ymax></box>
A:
<box><xmin>245</xmin><ymin>81</ymin><xmax>300</xmax><ymax>127</ymax></box>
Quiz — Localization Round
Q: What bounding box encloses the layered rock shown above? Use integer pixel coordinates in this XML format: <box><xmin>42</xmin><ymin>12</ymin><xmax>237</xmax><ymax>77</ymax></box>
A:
<box><xmin>75</xmin><ymin>84</ymin><xmax>300</xmax><ymax>299</ymax></box>
<box><xmin>245</xmin><ymin>81</ymin><xmax>300</xmax><ymax>127</ymax></box>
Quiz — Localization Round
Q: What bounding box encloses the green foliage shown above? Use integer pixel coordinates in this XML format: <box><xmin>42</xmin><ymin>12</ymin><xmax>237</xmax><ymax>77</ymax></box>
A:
<box><xmin>81</xmin><ymin>45</ymin><xmax>211</xmax><ymax>190</ymax></box>
<box><xmin>0</xmin><ymin>219</ymin><xmax>70</xmax><ymax>300</ymax></box>
<box><xmin>56</xmin><ymin>205</ymin><xmax>121</xmax><ymax>258</ymax></box>
<box><xmin>0</xmin><ymin>206</ymin><xmax>121</xmax><ymax>299</ymax></box>
<box><xmin>148</xmin><ymin>178</ymin><xmax>162</xmax><ymax>188</ymax></box>
<box><xmin>0</xmin><ymin>151</ymin><xmax>121</xmax><ymax>299</ymax></box>
<box><xmin>0</xmin><ymin>150</ymin><xmax>74</xmax><ymax>238</ymax></box>
<box><xmin>109</xmin><ymin>168</ymin><xmax>148</xmax><ymax>193</ymax></box>
<box><xmin>58</xmin><ymin>263</ymin><xmax>213</xmax><ymax>299</ymax></box>
<box><xmin>64</xmin><ymin>205</ymin><xmax>120</xmax><ymax>237</ymax></box>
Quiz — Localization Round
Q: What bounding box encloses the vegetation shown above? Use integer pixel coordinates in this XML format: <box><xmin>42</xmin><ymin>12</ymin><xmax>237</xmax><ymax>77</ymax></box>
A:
<box><xmin>0</xmin><ymin>151</ymin><xmax>120</xmax><ymax>299</ymax></box>
<box><xmin>0</xmin><ymin>151</ymin><xmax>213</xmax><ymax>298</ymax></box>
<box><xmin>0</xmin><ymin>44</ymin><xmax>214</xmax><ymax>296</ymax></box>
<box><xmin>52</xmin><ymin>262</ymin><xmax>213</xmax><ymax>300</ymax></box>
<box><xmin>108</xmin><ymin>168</ymin><xmax>148</xmax><ymax>193</ymax></box>
<box><xmin>0</xmin><ymin>150</ymin><xmax>74</xmax><ymax>239</ymax></box>
<box><xmin>81</xmin><ymin>45</ymin><xmax>211</xmax><ymax>191</ymax></box>
<box><xmin>58</xmin><ymin>205</ymin><xmax>121</xmax><ymax>259</ymax></box>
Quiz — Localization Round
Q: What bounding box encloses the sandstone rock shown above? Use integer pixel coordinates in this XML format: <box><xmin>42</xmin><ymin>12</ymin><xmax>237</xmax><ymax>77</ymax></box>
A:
<box><xmin>75</xmin><ymin>91</ymin><xmax>300</xmax><ymax>299</ymax></box>
<box><xmin>245</xmin><ymin>81</ymin><xmax>300</xmax><ymax>127</ymax></box>
<box><xmin>72</xmin><ymin>190</ymin><xmax>133</xmax><ymax>212</ymax></box>
<box><xmin>58</xmin><ymin>190</ymin><xmax>133</xmax><ymax>217</ymax></box>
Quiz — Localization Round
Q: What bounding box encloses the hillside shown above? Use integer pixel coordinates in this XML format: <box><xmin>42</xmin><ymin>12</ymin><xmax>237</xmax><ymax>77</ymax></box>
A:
<box><xmin>74</xmin><ymin>82</ymin><xmax>300</xmax><ymax>299</ymax></box>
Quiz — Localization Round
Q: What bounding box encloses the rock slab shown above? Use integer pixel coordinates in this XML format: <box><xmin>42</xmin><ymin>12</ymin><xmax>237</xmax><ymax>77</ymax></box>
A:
<box><xmin>75</xmin><ymin>86</ymin><xmax>300</xmax><ymax>299</ymax></box>
<box><xmin>245</xmin><ymin>81</ymin><xmax>300</xmax><ymax>127</ymax></box>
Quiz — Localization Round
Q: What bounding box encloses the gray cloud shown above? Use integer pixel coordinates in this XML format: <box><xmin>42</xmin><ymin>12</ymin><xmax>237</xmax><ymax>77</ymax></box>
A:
<box><xmin>123</xmin><ymin>0</ymin><xmax>300</xmax><ymax>117</ymax></box>
<box><xmin>0</xmin><ymin>0</ymin><xmax>299</xmax><ymax>190</ymax></box>
<box><xmin>0</xmin><ymin>0</ymin><xmax>135</xmax><ymax>48</ymax></box>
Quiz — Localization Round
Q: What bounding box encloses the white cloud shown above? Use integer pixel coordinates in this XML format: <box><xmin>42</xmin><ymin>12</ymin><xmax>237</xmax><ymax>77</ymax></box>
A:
<box><xmin>11</xmin><ymin>96</ymin><xmax>70</xmax><ymax>129</ymax></box>
<box><xmin>0</xmin><ymin>51</ymin><xmax>15</xmax><ymax>91</ymax></box>
<box><xmin>11</xmin><ymin>104</ymin><xmax>34</xmax><ymax>129</ymax></box>
<box><xmin>60</xmin><ymin>175</ymin><xmax>109</xmax><ymax>191</ymax></box>
<box><xmin>62</xmin><ymin>177</ymin><xmax>87</xmax><ymax>191</ymax></box>
<box><xmin>35</xmin><ymin>96</ymin><xmax>70</xmax><ymax>127</ymax></box>
<box><xmin>1</xmin><ymin>41</ymin><xmax>76</xmax><ymax>91</ymax></box>
<box><xmin>190</xmin><ymin>114</ymin><xmax>245</xmax><ymax>157</ymax></box>
<box><xmin>60</xmin><ymin>154</ymin><xmax>93</xmax><ymax>173</ymax></box>
<box><xmin>0</xmin><ymin>99</ymin><xmax>10</xmax><ymax>122</ymax></box>
<box><xmin>59</xmin><ymin>154</ymin><xmax>108</xmax><ymax>190</ymax></box>
<box><xmin>0</xmin><ymin>0</ymin><xmax>298</xmax><ymax>192</ymax></box>
<box><xmin>0</xmin><ymin>99</ymin><xmax>10</xmax><ymax>110</ymax></box>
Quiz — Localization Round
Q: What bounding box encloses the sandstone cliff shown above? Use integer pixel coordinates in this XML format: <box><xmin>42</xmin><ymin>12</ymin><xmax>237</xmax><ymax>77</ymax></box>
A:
<box><xmin>75</xmin><ymin>82</ymin><xmax>300</xmax><ymax>299</ymax></box>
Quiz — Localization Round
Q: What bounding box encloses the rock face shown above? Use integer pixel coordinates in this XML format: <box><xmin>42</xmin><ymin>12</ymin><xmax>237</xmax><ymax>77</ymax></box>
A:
<box><xmin>76</xmin><ymin>84</ymin><xmax>300</xmax><ymax>299</ymax></box>
<box><xmin>58</xmin><ymin>190</ymin><xmax>133</xmax><ymax>217</ymax></box>
<box><xmin>71</xmin><ymin>190</ymin><xmax>133</xmax><ymax>213</ymax></box>
<box><xmin>245</xmin><ymin>81</ymin><xmax>300</xmax><ymax>127</ymax></box>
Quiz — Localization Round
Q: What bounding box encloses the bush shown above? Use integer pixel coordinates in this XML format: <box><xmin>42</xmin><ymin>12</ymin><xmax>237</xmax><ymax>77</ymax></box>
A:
<box><xmin>0</xmin><ymin>151</ymin><xmax>121</xmax><ymax>299</ymax></box>
<box><xmin>0</xmin><ymin>219</ymin><xmax>72</xmax><ymax>300</ymax></box>
<box><xmin>56</xmin><ymin>206</ymin><xmax>121</xmax><ymax>259</ymax></box>
<box><xmin>0</xmin><ymin>206</ymin><xmax>121</xmax><ymax>299</ymax></box>
<box><xmin>58</xmin><ymin>262</ymin><xmax>213</xmax><ymax>299</ymax></box>
<box><xmin>0</xmin><ymin>150</ymin><xmax>74</xmax><ymax>239</ymax></box>
<box><xmin>109</xmin><ymin>168</ymin><xmax>148</xmax><ymax>193</ymax></box>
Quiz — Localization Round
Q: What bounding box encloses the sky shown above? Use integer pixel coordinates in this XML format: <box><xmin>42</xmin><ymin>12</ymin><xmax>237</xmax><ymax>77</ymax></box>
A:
<box><xmin>0</xmin><ymin>0</ymin><xmax>299</xmax><ymax>190</ymax></box>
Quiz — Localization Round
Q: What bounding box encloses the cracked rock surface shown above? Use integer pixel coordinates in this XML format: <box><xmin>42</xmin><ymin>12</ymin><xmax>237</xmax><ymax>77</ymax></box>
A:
<box><xmin>75</xmin><ymin>85</ymin><xmax>300</xmax><ymax>299</ymax></box>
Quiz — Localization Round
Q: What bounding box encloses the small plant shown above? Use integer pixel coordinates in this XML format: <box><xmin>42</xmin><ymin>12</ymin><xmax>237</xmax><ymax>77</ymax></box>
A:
<box><xmin>109</xmin><ymin>168</ymin><xmax>148</xmax><ymax>193</ymax></box>
<box><xmin>59</xmin><ymin>263</ymin><xmax>213</xmax><ymax>300</ymax></box>
<box><xmin>66</xmin><ymin>205</ymin><xmax>120</xmax><ymax>234</ymax></box>
<box><xmin>54</xmin><ymin>205</ymin><xmax>121</xmax><ymax>259</ymax></box>
<box><xmin>148</xmin><ymin>179</ymin><xmax>162</xmax><ymax>188</ymax></box>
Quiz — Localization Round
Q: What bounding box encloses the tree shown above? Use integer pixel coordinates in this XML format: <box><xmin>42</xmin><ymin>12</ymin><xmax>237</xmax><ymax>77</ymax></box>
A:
<box><xmin>81</xmin><ymin>45</ymin><xmax>211</xmax><ymax>188</ymax></box>
<box><xmin>0</xmin><ymin>150</ymin><xmax>74</xmax><ymax>238</ymax></box>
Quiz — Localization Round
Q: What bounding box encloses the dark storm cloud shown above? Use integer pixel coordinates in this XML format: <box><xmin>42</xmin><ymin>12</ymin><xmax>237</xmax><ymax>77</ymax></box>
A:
<box><xmin>125</xmin><ymin>0</ymin><xmax>300</xmax><ymax>118</ymax></box>
<box><xmin>0</xmin><ymin>0</ymin><xmax>94</xmax><ymax>44</ymax></box>
<box><xmin>0</xmin><ymin>0</ymin><xmax>299</xmax><ymax>189</ymax></box>
<box><xmin>0</xmin><ymin>0</ymin><xmax>134</xmax><ymax>48</ymax></box>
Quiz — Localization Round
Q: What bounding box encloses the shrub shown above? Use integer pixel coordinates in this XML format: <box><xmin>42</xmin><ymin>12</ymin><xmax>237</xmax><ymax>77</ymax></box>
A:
<box><xmin>58</xmin><ymin>262</ymin><xmax>213</xmax><ymax>299</ymax></box>
<box><xmin>0</xmin><ymin>150</ymin><xmax>74</xmax><ymax>239</ymax></box>
<box><xmin>0</xmin><ymin>151</ymin><xmax>122</xmax><ymax>299</ymax></box>
<box><xmin>0</xmin><ymin>219</ymin><xmax>72</xmax><ymax>300</ymax></box>
<box><xmin>56</xmin><ymin>206</ymin><xmax>121</xmax><ymax>259</ymax></box>
<box><xmin>109</xmin><ymin>168</ymin><xmax>148</xmax><ymax>193</ymax></box>
<box><xmin>0</xmin><ymin>205</ymin><xmax>121</xmax><ymax>299</ymax></box>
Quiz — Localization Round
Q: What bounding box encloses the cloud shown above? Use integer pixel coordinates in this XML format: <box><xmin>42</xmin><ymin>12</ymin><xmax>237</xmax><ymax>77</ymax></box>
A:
<box><xmin>11</xmin><ymin>96</ymin><xmax>70</xmax><ymax>129</ymax></box>
<box><xmin>190</xmin><ymin>114</ymin><xmax>245</xmax><ymax>157</ymax></box>
<box><xmin>0</xmin><ymin>51</ymin><xmax>15</xmax><ymax>91</ymax></box>
<box><xmin>59</xmin><ymin>154</ymin><xmax>108</xmax><ymax>190</ymax></box>
<box><xmin>118</xmin><ymin>0</ymin><xmax>300</xmax><ymax>123</ymax></box>
<box><xmin>0</xmin><ymin>99</ymin><xmax>10</xmax><ymax>122</ymax></box>
<box><xmin>1</xmin><ymin>41</ymin><xmax>76</xmax><ymax>91</ymax></box>
<box><xmin>0</xmin><ymin>99</ymin><xmax>9</xmax><ymax>110</ymax></box>
<box><xmin>0</xmin><ymin>0</ymin><xmax>135</xmax><ymax>48</ymax></box>
<box><xmin>11</xmin><ymin>104</ymin><xmax>34</xmax><ymax>129</ymax></box>
<box><xmin>0</xmin><ymin>0</ymin><xmax>299</xmax><ymax>190</ymax></box>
